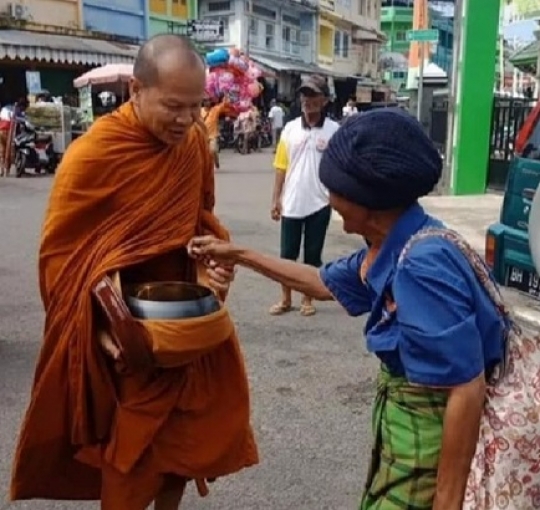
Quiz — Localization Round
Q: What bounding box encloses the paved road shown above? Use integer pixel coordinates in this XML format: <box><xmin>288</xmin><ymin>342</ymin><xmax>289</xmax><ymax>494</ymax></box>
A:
<box><xmin>0</xmin><ymin>151</ymin><xmax>375</xmax><ymax>510</ymax></box>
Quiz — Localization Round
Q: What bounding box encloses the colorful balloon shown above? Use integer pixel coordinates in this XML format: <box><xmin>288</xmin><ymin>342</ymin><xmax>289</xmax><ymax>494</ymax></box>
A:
<box><xmin>237</xmin><ymin>100</ymin><xmax>252</xmax><ymax>112</ymax></box>
<box><xmin>247</xmin><ymin>81</ymin><xmax>261</xmax><ymax>98</ymax></box>
<box><xmin>205</xmin><ymin>48</ymin><xmax>229</xmax><ymax>68</ymax></box>
<box><xmin>247</xmin><ymin>64</ymin><xmax>262</xmax><ymax>80</ymax></box>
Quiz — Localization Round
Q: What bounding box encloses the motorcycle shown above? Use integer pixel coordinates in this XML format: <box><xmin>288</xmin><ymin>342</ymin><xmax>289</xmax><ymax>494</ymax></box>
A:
<box><xmin>235</xmin><ymin>129</ymin><xmax>260</xmax><ymax>154</ymax></box>
<box><xmin>259</xmin><ymin>118</ymin><xmax>273</xmax><ymax>149</ymax></box>
<box><xmin>14</xmin><ymin>118</ymin><xmax>59</xmax><ymax>178</ymax></box>
<box><xmin>218</xmin><ymin>117</ymin><xmax>236</xmax><ymax>150</ymax></box>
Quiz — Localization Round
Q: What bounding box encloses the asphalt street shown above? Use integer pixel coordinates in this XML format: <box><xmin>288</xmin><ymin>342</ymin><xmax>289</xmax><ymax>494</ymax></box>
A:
<box><xmin>0</xmin><ymin>150</ymin><xmax>376</xmax><ymax>510</ymax></box>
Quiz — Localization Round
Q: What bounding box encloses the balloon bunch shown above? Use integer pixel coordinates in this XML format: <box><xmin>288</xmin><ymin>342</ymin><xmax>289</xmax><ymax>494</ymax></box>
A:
<box><xmin>205</xmin><ymin>47</ymin><xmax>263</xmax><ymax>113</ymax></box>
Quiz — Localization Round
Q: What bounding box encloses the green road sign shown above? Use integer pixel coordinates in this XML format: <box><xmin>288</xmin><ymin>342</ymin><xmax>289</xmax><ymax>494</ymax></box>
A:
<box><xmin>406</xmin><ymin>29</ymin><xmax>439</xmax><ymax>43</ymax></box>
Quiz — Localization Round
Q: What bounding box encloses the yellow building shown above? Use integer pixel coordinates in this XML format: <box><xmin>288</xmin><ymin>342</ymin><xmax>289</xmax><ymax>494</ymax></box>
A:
<box><xmin>149</xmin><ymin>0</ymin><xmax>195</xmax><ymax>37</ymax></box>
<box><xmin>317</xmin><ymin>0</ymin><xmax>383</xmax><ymax>79</ymax></box>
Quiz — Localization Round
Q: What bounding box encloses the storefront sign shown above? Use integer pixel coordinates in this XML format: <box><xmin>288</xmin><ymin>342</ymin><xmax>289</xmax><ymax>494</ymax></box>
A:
<box><xmin>187</xmin><ymin>19</ymin><xmax>224</xmax><ymax>42</ymax></box>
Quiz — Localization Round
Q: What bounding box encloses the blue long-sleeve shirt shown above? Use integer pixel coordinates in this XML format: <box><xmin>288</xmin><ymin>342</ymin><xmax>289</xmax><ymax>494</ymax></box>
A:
<box><xmin>320</xmin><ymin>203</ymin><xmax>505</xmax><ymax>387</ymax></box>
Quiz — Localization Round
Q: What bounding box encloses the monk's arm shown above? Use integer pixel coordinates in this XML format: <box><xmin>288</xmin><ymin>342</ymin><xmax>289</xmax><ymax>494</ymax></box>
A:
<box><xmin>236</xmin><ymin>248</ymin><xmax>332</xmax><ymax>300</ymax></box>
<box><xmin>433</xmin><ymin>375</ymin><xmax>485</xmax><ymax>510</ymax></box>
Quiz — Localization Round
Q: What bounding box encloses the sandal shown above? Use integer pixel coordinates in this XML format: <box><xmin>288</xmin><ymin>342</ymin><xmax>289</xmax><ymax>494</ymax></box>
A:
<box><xmin>269</xmin><ymin>302</ymin><xmax>293</xmax><ymax>316</ymax></box>
<box><xmin>299</xmin><ymin>304</ymin><xmax>316</xmax><ymax>317</ymax></box>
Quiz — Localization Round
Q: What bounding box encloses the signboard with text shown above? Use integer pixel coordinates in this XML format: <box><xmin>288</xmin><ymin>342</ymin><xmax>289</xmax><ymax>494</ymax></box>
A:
<box><xmin>187</xmin><ymin>19</ymin><xmax>224</xmax><ymax>42</ymax></box>
<box><xmin>406</xmin><ymin>29</ymin><xmax>439</xmax><ymax>43</ymax></box>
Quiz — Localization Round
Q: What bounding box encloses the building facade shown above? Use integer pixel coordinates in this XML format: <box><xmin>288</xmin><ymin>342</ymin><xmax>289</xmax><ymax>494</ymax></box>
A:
<box><xmin>317</xmin><ymin>0</ymin><xmax>383</xmax><ymax>79</ymax></box>
<box><xmin>380</xmin><ymin>0</ymin><xmax>454</xmax><ymax>90</ymax></box>
<box><xmin>198</xmin><ymin>0</ymin><xmax>321</xmax><ymax>100</ymax></box>
<box><xmin>82</xmin><ymin>0</ymin><xmax>148</xmax><ymax>41</ymax></box>
<box><xmin>148</xmin><ymin>0</ymin><xmax>197</xmax><ymax>37</ymax></box>
<box><xmin>0</xmin><ymin>0</ymin><xmax>81</xmax><ymax>29</ymax></box>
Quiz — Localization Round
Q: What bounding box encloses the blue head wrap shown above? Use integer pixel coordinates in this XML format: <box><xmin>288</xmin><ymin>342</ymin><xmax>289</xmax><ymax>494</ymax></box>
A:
<box><xmin>319</xmin><ymin>107</ymin><xmax>442</xmax><ymax>210</ymax></box>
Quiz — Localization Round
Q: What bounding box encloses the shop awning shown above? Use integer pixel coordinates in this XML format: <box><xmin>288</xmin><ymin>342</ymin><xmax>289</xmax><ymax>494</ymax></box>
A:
<box><xmin>0</xmin><ymin>29</ymin><xmax>138</xmax><ymax>65</ymax></box>
<box><xmin>510</xmin><ymin>40</ymin><xmax>539</xmax><ymax>74</ymax></box>
<box><xmin>250</xmin><ymin>54</ymin><xmax>333</xmax><ymax>76</ymax></box>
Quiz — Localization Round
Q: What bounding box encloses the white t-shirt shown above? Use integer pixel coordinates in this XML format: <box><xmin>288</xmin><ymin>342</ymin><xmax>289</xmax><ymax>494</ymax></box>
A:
<box><xmin>268</xmin><ymin>105</ymin><xmax>285</xmax><ymax>129</ymax></box>
<box><xmin>275</xmin><ymin>116</ymin><xmax>340</xmax><ymax>218</ymax></box>
<box><xmin>342</xmin><ymin>105</ymin><xmax>358</xmax><ymax>117</ymax></box>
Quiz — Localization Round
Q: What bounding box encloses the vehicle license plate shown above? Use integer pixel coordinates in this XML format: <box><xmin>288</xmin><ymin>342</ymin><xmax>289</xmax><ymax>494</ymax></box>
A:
<box><xmin>506</xmin><ymin>266</ymin><xmax>540</xmax><ymax>298</ymax></box>
<box><xmin>37</xmin><ymin>148</ymin><xmax>47</xmax><ymax>161</ymax></box>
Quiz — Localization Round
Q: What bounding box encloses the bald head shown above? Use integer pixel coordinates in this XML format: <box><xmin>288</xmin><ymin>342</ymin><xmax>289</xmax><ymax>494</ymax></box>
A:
<box><xmin>133</xmin><ymin>34</ymin><xmax>205</xmax><ymax>87</ymax></box>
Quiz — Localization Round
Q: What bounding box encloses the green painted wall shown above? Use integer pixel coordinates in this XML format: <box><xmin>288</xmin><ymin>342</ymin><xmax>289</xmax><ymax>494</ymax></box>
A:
<box><xmin>381</xmin><ymin>7</ymin><xmax>413</xmax><ymax>53</ymax></box>
<box><xmin>148</xmin><ymin>0</ymin><xmax>196</xmax><ymax>38</ymax></box>
<box><xmin>452</xmin><ymin>0</ymin><xmax>500</xmax><ymax>195</ymax></box>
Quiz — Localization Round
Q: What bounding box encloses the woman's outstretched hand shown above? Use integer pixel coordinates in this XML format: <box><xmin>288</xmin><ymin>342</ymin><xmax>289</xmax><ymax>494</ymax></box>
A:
<box><xmin>188</xmin><ymin>236</ymin><xmax>242</xmax><ymax>265</ymax></box>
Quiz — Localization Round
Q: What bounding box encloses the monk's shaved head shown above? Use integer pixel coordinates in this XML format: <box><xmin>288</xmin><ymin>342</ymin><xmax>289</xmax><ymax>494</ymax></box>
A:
<box><xmin>133</xmin><ymin>34</ymin><xmax>205</xmax><ymax>87</ymax></box>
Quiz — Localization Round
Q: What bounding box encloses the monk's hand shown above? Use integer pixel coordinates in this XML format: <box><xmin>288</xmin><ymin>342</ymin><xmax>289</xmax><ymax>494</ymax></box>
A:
<box><xmin>98</xmin><ymin>330</ymin><xmax>121</xmax><ymax>360</ymax></box>
<box><xmin>188</xmin><ymin>235</ymin><xmax>241</xmax><ymax>264</ymax></box>
<box><xmin>206</xmin><ymin>259</ymin><xmax>236</xmax><ymax>293</ymax></box>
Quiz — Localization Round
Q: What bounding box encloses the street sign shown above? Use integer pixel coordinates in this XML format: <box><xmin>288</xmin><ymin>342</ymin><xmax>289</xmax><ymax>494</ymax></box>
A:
<box><xmin>187</xmin><ymin>19</ymin><xmax>224</xmax><ymax>42</ymax></box>
<box><xmin>406</xmin><ymin>29</ymin><xmax>439</xmax><ymax>43</ymax></box>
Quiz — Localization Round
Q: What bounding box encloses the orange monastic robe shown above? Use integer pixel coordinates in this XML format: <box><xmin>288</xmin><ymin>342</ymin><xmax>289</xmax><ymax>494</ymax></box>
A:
<box><xmin>10</xmin><ymin>103</ymin><xmax>258</xmax><ymax>506</ymax></box>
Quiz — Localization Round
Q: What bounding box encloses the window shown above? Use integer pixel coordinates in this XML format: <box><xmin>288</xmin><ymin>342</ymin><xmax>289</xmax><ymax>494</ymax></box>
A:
<box><xmin>334</xmin><ymin>30</ymin><xmax>341</xmax><ymax>56</ymax></box>
<box><xmin>207</xmin><ymin>1</ymin><xmax>231</xmax><ymax>12</ymax></box>
<box><xmin>150</xmin><ymin>0</ymin><xmax>167</xmax><ymax>15</ymax></box>
<box><xmin>334</xmin><ymin>30</ymin><xmax>349</xmax><ymax>58</ymax></box>
<box><xmin>171</xmin><ymin>0</ymin><xmax>187</xmax><ymax>19</ymax></box>
<box><xmin>342</xmin><ymin>32</ymin><xmax>349</xmax><ymax>58</ymax></box>
<box><xmin>252</xmin><ymin>4</ymin><xmax>276</xmax><ymax>19</ymax></box>
<box><xmin>395</xmin><ymin>31</ymin><xmax>407</xmax><ymax>41</ymax></box>
<box><xmin>282</xmin><ymin>14</ymin><xmax>300</xmax><ymax>26</ymax></box>
<box><xmin>265</xmin><ymin>22</ymin><xmax>275</xmax><ymax>50</ymax></box>
<box><xmin>282</xmin><ymin>25</ymin><xmax>300</xmax><ymax>54</ymax></box>
<box><xmin>249</xmin><ymin>17</ymin><xmax>258</xmax><ymax>35</ymax></box>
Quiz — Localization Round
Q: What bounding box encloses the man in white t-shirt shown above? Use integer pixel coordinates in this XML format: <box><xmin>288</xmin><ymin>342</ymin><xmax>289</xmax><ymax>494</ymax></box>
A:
<box><xmin>342</xmin><ymin>98</ymin><xmax>358</xmax><ymax>118</ymax></box>
<box><xmin>271</xmin><ymin>75</ymin><xmax>340</xmax><ymax>317</ymax></box>
<box><xmin>268</xmin><ymin>99</ymin><xmax>285</xmax><ymax>149</ymax></box>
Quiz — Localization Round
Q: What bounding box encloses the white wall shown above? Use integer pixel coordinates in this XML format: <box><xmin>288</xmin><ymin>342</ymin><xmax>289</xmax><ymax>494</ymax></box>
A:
<box><xmin>199</xmin><ymin>0</ymin><xmax>317</xmax><ymax>64</ymax></box>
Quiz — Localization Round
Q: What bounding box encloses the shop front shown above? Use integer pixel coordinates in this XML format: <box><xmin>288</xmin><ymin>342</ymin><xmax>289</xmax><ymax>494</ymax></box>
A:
<box><xmin>250</xmin><ymin>53</ymin><xmax>333</xmax><ymax>103</ymax></box>
<box><xmin>0</xmin><ymin>29</ymin><xmax>138</xmax><ymax>104</ymax></box>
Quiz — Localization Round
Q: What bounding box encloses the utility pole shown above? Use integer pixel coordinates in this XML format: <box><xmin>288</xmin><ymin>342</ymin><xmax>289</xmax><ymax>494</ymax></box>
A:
<box><xmin>441</xmin><ymin>0</ymin><xmax>463</xmax><ymax>194</ymax></box>
<box><xmin>390</xmin><ymin>0</ymin><xmax>395</xmax><ymax>52</ymax></box>
<box><xmin>245</xmin><ymin>0</ymin><xmax>253</xmax><ymax>56</ymax></box>
<box><xmin>417</xmin><ymin>41</ymin><xmax>424</xmax><ymax>120</ymax></box>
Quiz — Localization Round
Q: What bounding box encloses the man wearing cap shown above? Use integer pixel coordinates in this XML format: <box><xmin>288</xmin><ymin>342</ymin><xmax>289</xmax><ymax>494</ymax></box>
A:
<box><xmin>270</xmin><ymin>75</ymin><xmax>340</xmax><ymax>317</ymax></box>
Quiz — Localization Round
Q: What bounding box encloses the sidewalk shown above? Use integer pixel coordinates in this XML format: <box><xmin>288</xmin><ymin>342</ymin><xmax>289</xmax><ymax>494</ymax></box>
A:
<box><xmin>332</xmin><ymin>193</ymin><xmax>540</xmax><ymax>326</ymax></box>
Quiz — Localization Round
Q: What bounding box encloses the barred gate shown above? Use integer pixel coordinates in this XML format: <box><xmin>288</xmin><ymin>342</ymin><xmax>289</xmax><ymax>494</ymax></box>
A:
<box><xmin>487</xmin><ymin>97</ymin><xmax>536</xmax><ymax>190</ymax></box>
<box><xmin>430</xmin><ymin>95</ymin><xmax>448</xmax><ymax>156</ymax></box>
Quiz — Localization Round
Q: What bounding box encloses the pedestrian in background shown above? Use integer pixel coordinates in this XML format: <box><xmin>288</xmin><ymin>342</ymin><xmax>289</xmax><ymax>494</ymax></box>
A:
<box><xmin>268</xmin><ymin>99</ymin><xmax>284</xmax><ymax>151</ymax></box>
<box><xmin>270</xmin><ymin>75</ymin><xmax>339</xmax><ymax>317</ymax></box>
<box><xmin>342</xmin><ymin>98</ymin><xmax>358</xmax><ymax>118</ymax></box>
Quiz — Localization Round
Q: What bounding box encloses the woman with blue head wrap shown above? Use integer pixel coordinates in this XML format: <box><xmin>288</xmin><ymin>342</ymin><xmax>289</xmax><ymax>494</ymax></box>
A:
<box><xmin>189</xmin><ymin>108</ymin><xmax>505</xmax><ymax>509</ymax></box>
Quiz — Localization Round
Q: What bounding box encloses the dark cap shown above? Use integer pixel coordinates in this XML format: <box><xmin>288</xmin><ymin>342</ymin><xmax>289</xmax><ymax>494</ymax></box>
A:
<box><xmin>297</xmin><ymin>74</ymin><xmax>329</xmax><ymax>97</ymax></box>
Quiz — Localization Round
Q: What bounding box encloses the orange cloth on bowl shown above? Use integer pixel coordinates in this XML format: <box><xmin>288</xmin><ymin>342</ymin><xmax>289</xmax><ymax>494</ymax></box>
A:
<box><xmin>10</xmin><ymin>102</ymin><xmax>258</xmax><ymax>503</ymax></box>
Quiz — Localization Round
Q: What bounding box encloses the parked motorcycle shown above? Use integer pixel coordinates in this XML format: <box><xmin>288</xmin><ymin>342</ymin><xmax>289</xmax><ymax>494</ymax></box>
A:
<box><xmin>259</xmin><ymin>118</ymin><xmax>273</xmax><ymax>149</ymax></box>
<box><xmin>235</xmin><ymin>131</ymin><xmax>260</xmax><ymax>154</ymax></box>
<box><xmin>218</xmin><ymin>117</ymin><xmax>236</xmax><ymax>150</ymax></box>
<box><xmin>14</xmin><ymin>118</ymin><xmax>59</xmax><ymax>178</ymax></box>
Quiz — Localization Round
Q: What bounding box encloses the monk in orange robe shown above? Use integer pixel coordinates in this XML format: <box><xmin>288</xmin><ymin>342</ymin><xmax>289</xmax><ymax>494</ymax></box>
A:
<box><xmin>10</xmin><ymin>34</ymin><xmax>258</xmax><ymax>510</ymax></box>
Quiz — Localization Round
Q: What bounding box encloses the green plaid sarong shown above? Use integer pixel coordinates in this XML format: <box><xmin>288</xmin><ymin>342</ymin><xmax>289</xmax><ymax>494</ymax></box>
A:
<box><xmin>360</xmin><ymin>367</ymin><xmax>448</xmax><ymax>510</ymax></box>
